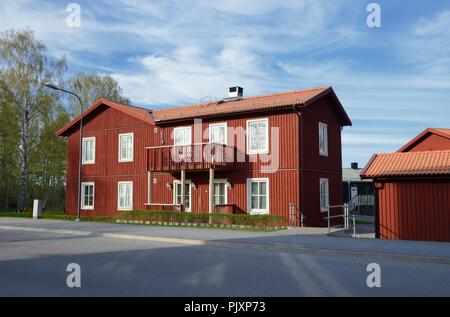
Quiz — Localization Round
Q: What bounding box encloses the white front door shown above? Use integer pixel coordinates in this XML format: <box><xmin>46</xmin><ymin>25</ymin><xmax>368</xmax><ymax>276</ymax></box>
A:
<box><xmin>174</xmin><ymin>180</ymin><xmax>192</xmax><ymax>212</ymax></box>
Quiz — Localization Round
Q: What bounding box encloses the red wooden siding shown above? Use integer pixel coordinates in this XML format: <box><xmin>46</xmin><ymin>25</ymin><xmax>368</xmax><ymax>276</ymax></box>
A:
<box><xmin>62</xmin><ymin>92</ymin><xmax>348</xmax><ymax>227</ymax></box>
<box><xmin>375</xmin><ymin>179</ymin><xmax>450</xmax><ymax>242</ymax></box>
<box><xmin>148</xmin><ymin>110</ymin><xmax>301</xmax><ymax>222</ymax></box>
<box><xmin>65</xmin><ymin>106</ymin><xmax>154</xmax><ymax>215</ymax></box>
<box><xmin>403</xmin><ymin>134</ymin><xmax>450</xmax><ymax>152</ymax></box>
<box><xmin>298</xmin><ymin>94</ymin><xmax>344</xmax><ymax>226</ymax></box>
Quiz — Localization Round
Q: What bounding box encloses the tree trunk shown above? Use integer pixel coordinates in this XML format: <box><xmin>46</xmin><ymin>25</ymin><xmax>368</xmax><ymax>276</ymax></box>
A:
<box><xmin>18</xmin><ymin>108</ymin><xmax>30</xmax><ymax>211</ymax></box>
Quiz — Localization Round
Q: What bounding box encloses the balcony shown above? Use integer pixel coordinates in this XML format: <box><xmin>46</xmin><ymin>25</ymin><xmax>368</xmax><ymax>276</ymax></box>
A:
<box><xmin>146</xmin><ymin>143</ymin><xmax>237</xmax><ymax>172</ymax></box>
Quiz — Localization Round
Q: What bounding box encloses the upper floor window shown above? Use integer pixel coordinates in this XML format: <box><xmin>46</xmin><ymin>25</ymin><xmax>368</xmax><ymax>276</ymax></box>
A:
<box><xmin>173</xmin><ymin>126</ymin><xmax>192</xmax><ymax>146</ymax></box>
<box><xmin>118</xmin><ymin>181</ymin><xmax>133</xmax><ymax>210</ymax></box>
<box><xmin>319</xmin><ymin>122</ymin><xmax>328</xmax><ymax>156</ymax></box>
<box><xmin>119</xmin><ymin>133</ymin><xmax>134</xmax><ymax>162</ymax></box>
<box><xmin>209</xmin><ymin>123</ymin><xmax>227</xmax><ymax>145</ymax></box>
<box><xmin>81</xmin><ymin>182</ymin><xmax>95</xmax><ymax>210</ymax></box>
<box><xmin>247</xmin><ymin>118</ymin><xmax>269</xmax><ymax>154</ymax></box>
<box><xmin>320</xmin><ymin>178</ymin><xmax>329</xmax><ymax>211</ymax></box>
<box><xmin>82</xmin><ymin>137</ymin><xmax>95</xmax><ymax>164</ymax></box>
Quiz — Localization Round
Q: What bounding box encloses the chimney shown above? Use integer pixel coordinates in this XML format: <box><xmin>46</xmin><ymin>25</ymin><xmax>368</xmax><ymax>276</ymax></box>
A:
<box><xmin>228</xmin><ymin>86</ymin><xmax>243</xmax><ymax>99</ymax></box>
<box><xmin>351</xmin><ymin>162</ymin><xmax>359</xmax><ymax>169</ymax></box>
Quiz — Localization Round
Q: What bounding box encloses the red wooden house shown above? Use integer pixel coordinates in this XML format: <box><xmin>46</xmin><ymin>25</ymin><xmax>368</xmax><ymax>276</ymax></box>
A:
<box><xmin>361</xmin><ymin>128</ymin><xmax>450</xmax><ymax>241</ymax></box>
<box><xmin>57</xmin><ymin>86</ymin><xmax>351</xmax><ymax>227</ymax></box>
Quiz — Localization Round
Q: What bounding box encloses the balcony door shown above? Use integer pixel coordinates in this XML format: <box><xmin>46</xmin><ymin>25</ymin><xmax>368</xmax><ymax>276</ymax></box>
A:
<box><xmin>173</xmin><ymin>180</ymin><xmax>192</xmax><ymax>212</ymax></box>
<box><xmin>173</xmin><ymin>126</ymin><xmax>192</xmax><ymax>161</ymax></box>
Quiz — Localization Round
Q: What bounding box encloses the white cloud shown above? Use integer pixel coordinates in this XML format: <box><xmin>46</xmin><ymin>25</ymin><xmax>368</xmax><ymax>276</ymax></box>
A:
<box><xmin>401</xmin><ymin>10</ymin><xmax>450</xmax><ymax>76</ymax></box>
<box><xmin>112</xmin><ymin>42</ymin><xmax>268</xmax><ymax>105</ymax></box>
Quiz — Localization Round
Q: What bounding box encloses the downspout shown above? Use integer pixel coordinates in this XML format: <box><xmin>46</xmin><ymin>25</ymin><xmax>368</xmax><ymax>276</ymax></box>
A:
<box><xmin>293</xmin><ymin>104</ymin><xmax>304</xmax><ymax>227</ymax></box>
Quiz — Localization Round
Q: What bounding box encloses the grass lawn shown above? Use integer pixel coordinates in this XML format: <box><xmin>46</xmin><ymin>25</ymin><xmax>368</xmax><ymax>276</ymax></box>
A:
<box><xmin>0</xmin><ymin>211</ymin><xmax>284</xmax><ymax>232</ymax></box>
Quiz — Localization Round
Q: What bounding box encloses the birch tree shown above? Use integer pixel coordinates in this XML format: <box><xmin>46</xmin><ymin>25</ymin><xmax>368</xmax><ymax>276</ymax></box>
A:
<box><xmin>0</xmin><ymin>29</ymin><xmax>66</xmax><ymax>211</ymax></box>
<box><xmin>66</xmin><ymin>73</ymin><xmax>130</xmax><ymax>116</ymax></box>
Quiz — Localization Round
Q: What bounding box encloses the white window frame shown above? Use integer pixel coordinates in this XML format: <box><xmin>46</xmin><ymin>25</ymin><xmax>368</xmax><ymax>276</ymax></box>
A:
<box><xmin>320</xmin><ymin>178</ymin><xmax>330</xmax><ymax>212</ymax></box>
<box><xmin>173</xmin><ymin>126</ymin><xmax>192</xmax><ymax>146</ymax></box>
<box><xmin>118</xmin><ymin>132</ymin><xmax>134</xmax><ymax>162</ymax></box>
<box><xmin>209</xmin><ymin>122</ymin><xmax>227</xmax><ymax>145</ymax></box>
<box><xmin>319</xmin><ymin>122</ymin><xmax>328</xmax><ymax>157</ymax></box>
<box><xmin>246</xmin><ymin>178</ymin><xmax>269</xmax><ymax>215</ymax></box>
<box><xmin>117</xmin><ymin>181</ymin><xmax>133</xmax><ymax>211</ymax></box>
<box><xmin>213</xmin><ymin>179</ymin><xmax>228</xmax><ymax>205</ymax></box>
<box><xmin>82</xmin><ymin>137</ymin><xmax>96</xmax><ymax>164</ymax></box>
<box><xmin>246</xmin><ymin>118</ymin><xmax>269</xmax><ymax>154</ymax></box>
<box><xmin>173</xmin><ymin>179</ymin><xmax>192</xmax><ymax>212</ymax></box>
<box><xmin>81</xmin><ymin>182</ymin><xmax>95</xmax><ymax>210</ymax></box>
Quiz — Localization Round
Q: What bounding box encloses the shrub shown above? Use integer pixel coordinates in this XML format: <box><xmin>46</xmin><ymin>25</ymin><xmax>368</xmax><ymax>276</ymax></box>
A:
<box><xmin>115</xmin><ymin>210</ymin><xmax>288</xmax><ymax>228</ymax></box>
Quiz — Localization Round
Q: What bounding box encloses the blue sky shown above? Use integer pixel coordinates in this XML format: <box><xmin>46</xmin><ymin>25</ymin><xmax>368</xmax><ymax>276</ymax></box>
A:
<box><xmin>1</xmin><ymin>0</ymin><xmax>450</xmax><ymax>167</ymax></box>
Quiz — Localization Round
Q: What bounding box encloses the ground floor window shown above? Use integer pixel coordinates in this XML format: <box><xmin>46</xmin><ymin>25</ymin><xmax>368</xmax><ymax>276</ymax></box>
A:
<box><xmin>174</xmin><ymin>180</ymin><xmax>191</xmax><ymax>212</ymax></box>
<box><xmin>81</xmin><ymin>182</ymin><xmax>95</xmax><ymax>210</ymax></box>
<box><xmin>213</xmin><ymin>179</ymin><xmax>228</xmax><ymax>205</ymax></box>
<box><xmin>118</xmin><ymin>181</ymin><xmax>133</xmax><ymax>210</ymax></box>
<box><xmin>247</xmin><ymin>178</ymin><xmax>269</xmax><ymax>214</ymax></box>
<box><xmin>320</xmin><ymin>178</ymin><xmax>329</xmax><ymax>211</ymax></box>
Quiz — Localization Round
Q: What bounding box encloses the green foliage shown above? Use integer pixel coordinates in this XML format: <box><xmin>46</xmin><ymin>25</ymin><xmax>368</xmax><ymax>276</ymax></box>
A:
<box><xmin>0</xmin><ymin>211</ymin><xmax>33</xmax><ymax>218</ymax></box>
<box><xmin>0</xmin><ymin>28</ymin><xmax>130</xmax><ymax>212</ymax></box>
<box><xmin>116</xmin><ymin>210</ymin><xmax>288</xmax><ymax>228</ymax></box>
<box><xmin>0</xmin><ymin>28</ymin><xmax>68</xmax><ymax>211</ymax></box>
<box><xmin>65</xmin><ymin>73</ymin><xmax>130</xmax><ymax>116</ymax></box>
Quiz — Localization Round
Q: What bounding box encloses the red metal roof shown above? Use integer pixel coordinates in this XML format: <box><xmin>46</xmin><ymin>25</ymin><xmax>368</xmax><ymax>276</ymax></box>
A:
<box><xmin>361</xmin><ymin>150</ymin><xmax>450</xmax><ymax>178</ymax></box>
<box><xmin>56</xmin><ymin>98</ymin><xmax>154</xmax><ymax>136</ymax></box>
<box><xmin>397</xmin><ymin>128</ymin><xmax>450</xmax><ymax>152</ymax></box>
<box><xmin>153</xmin><ymin>86</ymin><xmax>352</xmax><ymax>125</ymax></box>
<box><xmin>57</xmin><ymin>86</ymin><xmax>351</xmax><ymax>136</ymax></box>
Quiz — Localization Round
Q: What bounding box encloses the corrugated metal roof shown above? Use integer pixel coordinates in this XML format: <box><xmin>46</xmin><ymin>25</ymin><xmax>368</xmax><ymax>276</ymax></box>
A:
<box><xmin>153</xmin><ymin>86</ymin><xmax>351</xmax><ymax>125</ymax></box>
<box><xmin>57</xmin><ymin>86</ymin><xmax>352</xmax><ymax>136</ymax></box>
<box><xmin>342</xmin><ymin>168</ymin><xmax>372</xmax><ymax>182</ymax></box>
<box><xmin>361</xmin><ymin>150</ymin><xmax>450</xmax><ymax>178</ymax></box>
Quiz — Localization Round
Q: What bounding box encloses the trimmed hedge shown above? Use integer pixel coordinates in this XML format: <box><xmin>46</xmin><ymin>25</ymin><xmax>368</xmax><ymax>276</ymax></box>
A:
<box><xmin>115</xmin><ymin>210</ymin><xmax>288</xmax><ymax>228</ymax></box>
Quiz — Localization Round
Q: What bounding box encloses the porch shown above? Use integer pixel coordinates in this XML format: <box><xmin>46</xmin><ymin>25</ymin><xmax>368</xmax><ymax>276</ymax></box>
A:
<box><xmin>145</xmin><ymin>143</ymin><xmax>243</xmax><ymax>214</ymax></box>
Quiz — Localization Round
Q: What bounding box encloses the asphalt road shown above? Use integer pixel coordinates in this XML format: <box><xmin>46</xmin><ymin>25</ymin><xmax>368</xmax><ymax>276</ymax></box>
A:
<box><xmin>1</xmin><ymin>227</ymin><xmax>450</xmax><ymax>296</ymax></box>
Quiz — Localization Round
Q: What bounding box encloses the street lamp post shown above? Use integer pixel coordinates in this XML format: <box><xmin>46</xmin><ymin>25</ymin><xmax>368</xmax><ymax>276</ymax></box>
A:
<box><xmin>45</xmin><ymin>83</ymin><xmax>83</xmax><ymax>222</ymax></box>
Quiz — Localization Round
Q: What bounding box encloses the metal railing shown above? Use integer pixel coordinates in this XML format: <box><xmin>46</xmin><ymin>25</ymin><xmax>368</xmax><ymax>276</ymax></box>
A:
<box><xmin>348</xmin><ymin>194</ymin><xmax>375</xmax><ymax>213</ymax></box>
<box><xmin>323</xmin><ymin>204</ymin><xmax>352</xmax><ymax>233</ymax></box>
<box><xmin>289</xmin><ymin>203</ymin><xmax>306</xmax><ymax>227</ymax></box>
<box><xmin>324</xmin><ymin>203</ymin><xmax>377</xmax><ymax>236</ymax></box>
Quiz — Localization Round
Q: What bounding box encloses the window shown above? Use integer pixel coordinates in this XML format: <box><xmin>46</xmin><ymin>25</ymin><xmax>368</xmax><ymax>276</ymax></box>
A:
<box><xmin>81</xmin><ymin>182</ymin><xmax>94</xmax><ymax>210</ymax></box>
<box><xmin>320</xmin><ymin>178</ymin><xmax>329</xmax><ymax>211</ymax></box>
<box><xmin>82</xmin><ymin>137</ymin><xmax>95</xmax><ymax>164</ymax></box>
<box><xmin>173</xmin><ymin>127</ymin><xmax>192</xmax><ymax>146</ymax></box>
<box><xmin>247</xmin><ymin>119</ymin><xmax>269</xmax><ymax>154</ymax></box>
<box><xmin>213</xmin><ymin>179</ymin><xmax>228</xmax><ymax>205</ymax></box>
<box><xmin>209</xmin><ymin>123</ymin><xmax>227</xmax><ymax>145</ymax></box>
<box><xmin>119</xmin><ymin>133</ymin><xmax>134</xmax><ymax>162</ymax></box>
<box><xmin>173</xmin><ymin>180</ymin><xmax>191</xmax><ymax>212</ymax></box>
<box><xmin>118</xmin><ymin>181</ymin><xmax>133</xmax><ymax>210</ymax></box>
<box><xmin>319</xmin><ymin>122</ymin><xmax>328</xmax><ymax>156</ymax></box>
<box><xmin>247</xmin><ymin>178</ymin><xmax>269</xmax><ymax>214</ymax></box>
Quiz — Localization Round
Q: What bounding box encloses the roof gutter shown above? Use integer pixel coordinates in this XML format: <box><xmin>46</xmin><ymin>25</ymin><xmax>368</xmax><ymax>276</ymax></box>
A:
<box><xmin>293</xmin><ymin>104</ymin><xmax>305</xmax><ymax>226</ymax></box>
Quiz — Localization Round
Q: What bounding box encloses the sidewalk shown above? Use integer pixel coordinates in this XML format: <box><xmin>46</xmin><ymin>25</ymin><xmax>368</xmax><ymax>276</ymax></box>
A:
<box><xmin>1</xmin><ymin>217</ymin><xmax>450</xmax><ymax>264</ymax></box>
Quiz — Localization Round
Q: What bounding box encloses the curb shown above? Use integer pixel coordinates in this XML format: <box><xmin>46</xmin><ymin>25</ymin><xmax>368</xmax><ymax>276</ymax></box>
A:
<box><xmin>1</xmin><ymin>224</ymin><xmax>450</xmax><ymax>265</ymax></box>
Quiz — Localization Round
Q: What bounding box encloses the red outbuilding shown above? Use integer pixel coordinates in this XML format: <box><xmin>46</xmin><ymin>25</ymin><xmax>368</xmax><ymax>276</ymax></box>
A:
<box><xmin>57</xmin><ymin>86</ymin><xmax>351</xmax><ymax>227</ymax></box>
<box><xmin>361</xmin><ymin>128</ymin><xmax>450</xmax><ymax>242</ymax></box>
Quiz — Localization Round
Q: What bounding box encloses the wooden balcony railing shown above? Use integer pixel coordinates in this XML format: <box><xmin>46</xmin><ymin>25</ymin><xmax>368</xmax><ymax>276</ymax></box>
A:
<box><xmin>146</xmin><ymin>143</ymin><xmax>236</xmax><ymax>172</ymax></box>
